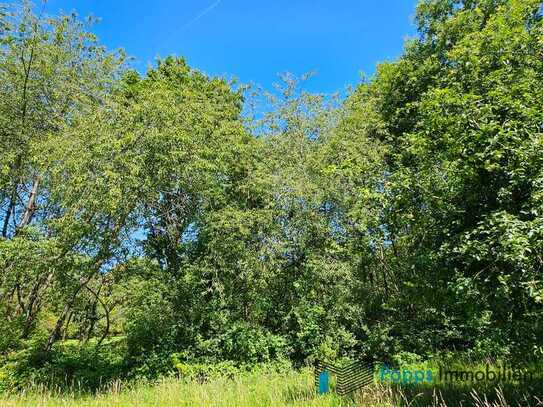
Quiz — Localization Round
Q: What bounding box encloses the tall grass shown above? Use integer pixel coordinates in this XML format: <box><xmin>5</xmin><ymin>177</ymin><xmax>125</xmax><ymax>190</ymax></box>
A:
<box><xmin>1</xmin><ymin>370</ymin><xmax>326</xmax><ymax>407</ymax></box>
<box><xmin>1</xmin><ymin>365</ymin><xmax>542</xmax><ymax>407</ymax></box>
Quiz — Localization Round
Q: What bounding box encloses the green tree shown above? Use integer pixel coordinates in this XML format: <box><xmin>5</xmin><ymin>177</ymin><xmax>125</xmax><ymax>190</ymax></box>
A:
<box><xmin>346</xmin><ymin>0</ymin><xmax>543</xmax><ymax>358</ymax></box>
<box><xmin>0</xmin><ymin>3</ymin><xmax>125</xmax><ymax>351</ymax></box>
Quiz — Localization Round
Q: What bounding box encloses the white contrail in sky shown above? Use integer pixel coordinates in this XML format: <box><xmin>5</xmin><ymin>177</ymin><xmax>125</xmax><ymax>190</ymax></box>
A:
<box><xmin>182</xmin><ymin>0</ymin><xmax>222</xmax><ymax>30</ymax></box>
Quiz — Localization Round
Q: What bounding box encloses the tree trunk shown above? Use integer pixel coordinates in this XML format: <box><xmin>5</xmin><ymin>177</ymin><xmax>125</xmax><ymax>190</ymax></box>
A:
<box><xmin>21</xmin><ymin>271</ymin><xmax>53</xmax><ymax>338</ymax></box>
<box><xmin>43</xmin><ymin>275</ymin><xmax>91</xmax><ymax>353</ymax></box>
<box><xmin>18</xmin><ymin>176</ymin><xmax>40</xmax><ymax>230</ymax></box>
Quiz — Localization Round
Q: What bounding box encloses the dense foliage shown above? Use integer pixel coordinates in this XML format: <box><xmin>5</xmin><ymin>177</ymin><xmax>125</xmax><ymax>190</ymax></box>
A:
<box><xmin>0</xmin><ymin>0</ymin><xmax>542</xmax><ymax>391</ymax></box>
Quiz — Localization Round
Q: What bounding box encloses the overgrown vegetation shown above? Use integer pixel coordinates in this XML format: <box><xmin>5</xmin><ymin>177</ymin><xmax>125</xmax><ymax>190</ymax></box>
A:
<box><xmin>2</xmin><ymin>364</ymin><xmax>543</xmax><ymax>407</ymax></box>
<box><xmin>1</xmin><ymin>0</ymin><xmax>542</xmax><ymax>405</ymax></box>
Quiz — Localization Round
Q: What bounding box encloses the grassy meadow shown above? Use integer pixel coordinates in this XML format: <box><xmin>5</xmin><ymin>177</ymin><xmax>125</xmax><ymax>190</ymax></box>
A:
<box><xmin>2</xmin><ymin>364</ymin><xmax>542</xmax><ymax>407</ymax></box>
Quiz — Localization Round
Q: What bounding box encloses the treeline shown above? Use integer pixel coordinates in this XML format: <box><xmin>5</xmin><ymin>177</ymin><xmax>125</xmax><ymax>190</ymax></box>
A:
<box><xmin>0</xmin><ymin>0</ymin><xmax>542</xmax><ymax>389</ymax></box>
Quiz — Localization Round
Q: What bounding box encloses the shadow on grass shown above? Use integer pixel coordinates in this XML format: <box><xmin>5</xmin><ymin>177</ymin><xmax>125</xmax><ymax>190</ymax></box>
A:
<box><xmin>389</xmin><ymin>379</ymin><xmax>543</xmax><ymax>406</ymax></box>
<box><xmin>286</xmin><ymin>377</ymin><xmax>543</xmax><ymax>406</ymax></box>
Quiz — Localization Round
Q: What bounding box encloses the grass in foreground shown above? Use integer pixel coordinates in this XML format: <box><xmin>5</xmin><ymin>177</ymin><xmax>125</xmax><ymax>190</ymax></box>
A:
<box><xmin>1</xmin><ymin>368</ymin><xmax>542</xmax><ymax>407</ymax></box>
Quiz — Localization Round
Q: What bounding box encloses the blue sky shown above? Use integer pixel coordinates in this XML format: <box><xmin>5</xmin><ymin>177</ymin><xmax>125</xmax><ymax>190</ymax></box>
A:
<box><xmin>43</xmin><ymin>0</ymin><xmax>419</xmax><ymax>93</ymax></box>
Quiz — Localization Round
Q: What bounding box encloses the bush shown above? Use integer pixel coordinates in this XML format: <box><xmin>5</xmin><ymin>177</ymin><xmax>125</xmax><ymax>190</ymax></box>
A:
<box><xmin>0</xmin><ymin>337</ymin><xmax>127</xmax><ymax>394</ymax></box>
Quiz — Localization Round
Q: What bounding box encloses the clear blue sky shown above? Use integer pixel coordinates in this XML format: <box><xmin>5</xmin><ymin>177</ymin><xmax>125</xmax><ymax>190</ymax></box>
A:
<box><xmin>43</xmin><ymin>0</ymin><xmax>419</xmax><ymax>93</ymax></box>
